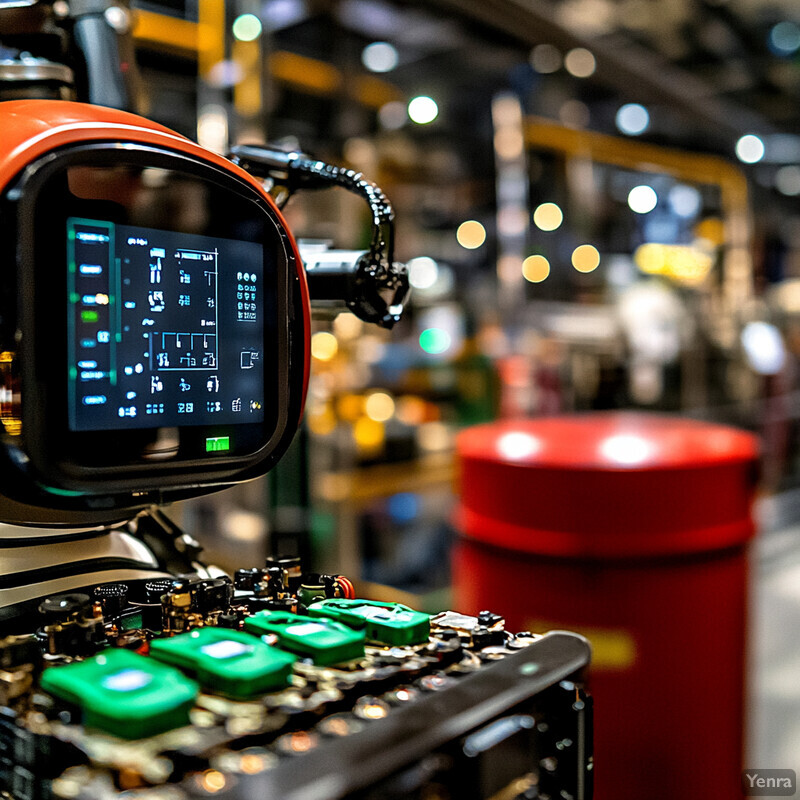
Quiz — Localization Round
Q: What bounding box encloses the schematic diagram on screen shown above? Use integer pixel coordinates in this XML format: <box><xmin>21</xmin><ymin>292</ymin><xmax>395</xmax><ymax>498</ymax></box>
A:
<box><xmin>68</xmin><ymin>217</ymin><xmax>266</xmax><ymax>432</ymax></box>
<box><xmin>146</xmin><ymin>247</ymin><xmax>219</xmax><ymax>372</ymax></box>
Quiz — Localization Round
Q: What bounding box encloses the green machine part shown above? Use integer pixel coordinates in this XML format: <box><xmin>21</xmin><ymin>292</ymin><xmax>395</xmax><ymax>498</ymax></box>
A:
<box><xmin>243</xmin><ymin>610</ymin><xmax>365</xmax><ymax>666</ymax></box>
<box><xmin>149</xmin><ymin>627</ymin><xmax>297</xmax><ymax>699</ymax></box>
<box><xmin>307</xmin><ymin>599</ymin><xmax>430</xmax><ymax>646</ymax></box>
<box><xmin>40</xmin><ymin>648</ymin><xmax>198</xmax><ymax>739</ymax></box>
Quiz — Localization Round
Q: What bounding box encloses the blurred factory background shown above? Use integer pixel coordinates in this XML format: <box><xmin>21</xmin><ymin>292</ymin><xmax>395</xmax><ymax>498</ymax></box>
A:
<box><xmin>126</xmin><ymin>0</ymin><xmax>800</xmax><ymax>774</ymax></box>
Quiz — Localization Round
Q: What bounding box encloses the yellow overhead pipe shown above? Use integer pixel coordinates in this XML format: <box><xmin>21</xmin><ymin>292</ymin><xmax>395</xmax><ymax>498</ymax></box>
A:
<box><xmin>132</xmin><ymin>13</ymin><xmax>401</xmax><ymax>109</ymax></box>
<box><xmin>132</xmin><ymin>9</ymin><xmax>199</xmax><ymax>56</ymax></box>
<box><xmin>524</xmin><ymin>115</ymin><xmax>752</xmax><ymax>306</ymax></box>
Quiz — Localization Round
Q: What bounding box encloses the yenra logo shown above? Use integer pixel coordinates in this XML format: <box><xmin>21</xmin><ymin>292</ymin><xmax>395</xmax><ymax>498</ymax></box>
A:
<box><xmin>741</xmin><ymin>769</ymin><xmax>796</xmax><ymax>796</ymax></box>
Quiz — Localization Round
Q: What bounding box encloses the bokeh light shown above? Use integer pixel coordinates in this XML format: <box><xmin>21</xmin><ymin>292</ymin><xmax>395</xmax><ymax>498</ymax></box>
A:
<box><xmin>741</xmin><ymin>321</ymin><xmax>786</xmax><ymax>375</ymax></box>
<box><xmin>311</xmin><ymin>331</ymin><xmax>338</xmax><ymax>361</ymax></box>
<box><xmin>533</xmin><ymin>202</ymin><xmax>563</xmax><ymax>231</ymax></box>
<box><xmin>572</xmin><ymin>245</ymin><xmax>601</xmax><ymax>273</ymax></box>
<box><xmin>354</xmin><ymin>417</ymin><xmax>385</xmax><ymax>450</ymax></box>
<box><xmin>668</xmin><ymin>184</ymin><xmax>701</xmax><ymax>218</ymax></box>
<box><xmin>616</xmin><ymin>103</ymin><xmax>649</xmax><ymax>135</ymax></box>
<box><xmin>522</xmin><ymin>255</ymin><xmax>551</xmax><ymax>283</ymax></box>
<box><xmin>408</xmin><ymin>96</ymin><xmax>438</xmax><ymax>124</ymax></box>
<box><xmin>407</xmin><ymin>256</ymin><xmax>439</xmax><ymax>290</ymax></box>
<box><xmin>456</xmin><ymin>220</ymin><xmax>486</xmax><ymax>249</ymax></box>
<box><xmin>564</xmin><ymin>48</ymin><xmax>596</xmax><ymax>77</ymax></box>
<box><xmin>775</xmin><ymin>165</ymin><xmax>800</xmax><ymax>196</ymax></box>
<box><xmin>530</xmin><ymin>43</ymin><xmax>562</xmax><ymax>73</ymax></box>
<box><xmin>361</xmin><ymin>42</ymin><xmax>399</xmax><ymax>73</ymax></box>
<box><xmin>378</xmin><ymin>101</ymin><xmax>407</xmax><ymax>130</ymax></box>
<box><xmin>736</xmin><ymin>134</ymin><xmax>765</xmax><ymax>164</ymax></box>
<box><xmin>419</xmin><ymin>328</ymin><xmax>452</xmax><ymax>354</ymax></box>
<box><xmin>769</xmin><ymin>21</ymin><xmax>800</xmax><ymax>55</ymax></box>
<box><xmin>232</xmin><ymin>13</ymin><xmax>262</xmax><ymax>41</ymax></box>
<box><xmin>365</xmin><ymin>391</ymin><xmax>395</xmax><ymax>422</ymax></box>
<box><xmin>627</xmin><ymin>185</ymin><xmax>658</xmax><ymax>214</ymax></box>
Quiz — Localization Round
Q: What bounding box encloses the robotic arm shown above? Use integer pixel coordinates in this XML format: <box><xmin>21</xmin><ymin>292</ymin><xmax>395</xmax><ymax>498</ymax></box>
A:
<box><xmin>230</xmin><ymin>144</ymin><xmax>409</xmax><ymax>330</ymax></box>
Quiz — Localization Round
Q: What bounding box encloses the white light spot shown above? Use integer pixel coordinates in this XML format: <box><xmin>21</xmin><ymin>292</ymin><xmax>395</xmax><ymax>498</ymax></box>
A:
<box><xmin>741</xmin><ymin>321</ymin><xmax>786</xmax><ymax>375</ymax></box>
<box><xmin>200</xmin><ymin>640</ymin><xmax>254</xmax><ymax>659</ymax></box>
<box><xmin>616</xmin><ymin>103</ymin><xmax>649</xmax><ymax>136</ymax></box>
<box><xmin>628</xmin><ymin>185</ymin><xmax>658</xmax><ymax>214</ymax></box>
<box><xmin>408</xmin><ymin>96</ymin><xmax>438</xmax><ymax>125</ymax></box>
<box><xmin>497</xmin><ymin>431</ymin><xmax>541</xmax><ymax>461</ymax></box>
<box><xmin>736</xmin><ymin>134</ymin><xmax>765</xmax><ymax>164</ymax></box>
<box><xmin>102</xmin><ymin>669</ymin><xmax>153</xmax><ymax>693</ymax></box>
<box><xmin>361</xmin><ymin>41</ymin><xmax>399</xmax><ymax>73</ymax></box>
<box><xmin>407</xmin><ymin>256</ymin><xmax>439</xmax><ymax>290</ymax></box>
<box><xmin>232</xmin><ymin>13</ymin><xmax>262</xmax><ymax>41</ymax></box>
<box><xmin>599</xmin><ymin>434</ymin><xmax>654</xmax><ymax>466</ymax></box>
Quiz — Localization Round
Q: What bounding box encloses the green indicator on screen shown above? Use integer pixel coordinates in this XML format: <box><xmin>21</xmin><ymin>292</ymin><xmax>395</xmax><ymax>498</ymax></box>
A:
<box><xmin>206</xmin><ymin>436</ymin><xmax>230</xmax><ymax>452</ymax></box>
<box><xmin>81</xmin><ymin>310</ymin><xmax>99</xmax><ymax>323</ymax></box>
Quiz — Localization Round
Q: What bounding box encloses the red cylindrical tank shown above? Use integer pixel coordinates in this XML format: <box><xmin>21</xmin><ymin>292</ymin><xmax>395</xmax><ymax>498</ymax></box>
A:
<box><xmin>453</xmin><ymin>412</ymin><xmax>759</xmax><ymax>800</ymax></box>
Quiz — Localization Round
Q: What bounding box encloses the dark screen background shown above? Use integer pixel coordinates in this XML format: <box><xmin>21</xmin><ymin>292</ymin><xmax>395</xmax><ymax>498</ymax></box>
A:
<box><xmin>68</xmin><ymin>218</ymin><xmax>265</xmax><ymax>431</ymax></box>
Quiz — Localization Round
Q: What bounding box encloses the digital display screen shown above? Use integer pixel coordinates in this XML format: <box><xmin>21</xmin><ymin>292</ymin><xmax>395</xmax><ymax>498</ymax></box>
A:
<box><xmin>67</xmin><ymin>218</ymin><xmax>265</xmax><ymax>432</ymax></box>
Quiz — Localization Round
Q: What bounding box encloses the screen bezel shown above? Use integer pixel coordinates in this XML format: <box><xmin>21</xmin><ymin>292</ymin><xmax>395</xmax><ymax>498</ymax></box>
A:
<box><xmin>16</xmin><ymin>143</ymin><xmax>295</xmax><ymax>493</ymax></box>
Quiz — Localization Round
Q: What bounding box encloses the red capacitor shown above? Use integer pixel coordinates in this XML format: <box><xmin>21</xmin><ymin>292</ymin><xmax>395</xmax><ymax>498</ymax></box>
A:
<box><xmin>453</xmin><ymin>412</ymin><xmax>759</xmax><ymax>800</ymax></box>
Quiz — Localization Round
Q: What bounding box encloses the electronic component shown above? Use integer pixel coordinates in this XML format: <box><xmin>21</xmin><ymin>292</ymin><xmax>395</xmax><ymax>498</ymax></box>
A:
<box><xmin>149</xmin><ymin>627</ymin><xmax>296</xmax><ymax>699</ymax></box>
<box><xmin>308</xmin><ymin>598</ymin><xmax>430</xmax><ymax>646</ymax></box>
<box><xmin>0</xmin><ymin>635</ymin><xmax>40</xmax><ymax>709</ymax></box>
<box><xmin>39</xmin><ymin>648</ymin><xmax>198</xmax><ymax>739</ymax></box>
<box><xmin>243</xmin><ymin>609</ymin><xmax>366</xmax><ymax>666</ymax></box>
<box><xmin>0</xmin><ymin>569</ymin><xmax>592</xmax><ymax>800</ymax></box>
<box><xmin>37</xmin><ymin>594</ymin><xmax>104</xmax><ymax>658</ymax></box>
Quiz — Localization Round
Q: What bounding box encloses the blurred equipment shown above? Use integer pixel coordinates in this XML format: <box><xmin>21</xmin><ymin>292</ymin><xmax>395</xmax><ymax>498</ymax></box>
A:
<box><xmin>454</xmin><ymin>413</ymin><xmax>759</xmax><ymax>800</ymax></box>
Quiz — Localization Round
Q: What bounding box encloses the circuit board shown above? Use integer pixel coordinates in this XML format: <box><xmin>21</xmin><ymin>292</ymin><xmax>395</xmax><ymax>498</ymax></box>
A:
<box><xmin>0</xmin><ymin>558</ymin><xmax>593</xmax><ymax>800</ymax></box>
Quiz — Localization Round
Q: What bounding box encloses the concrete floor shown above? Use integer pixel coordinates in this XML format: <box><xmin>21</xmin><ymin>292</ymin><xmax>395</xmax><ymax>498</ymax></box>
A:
<box><xmin>749</xmin><ymin>492</ymin><xmax>800</xmax><ymax>773</ymax></box>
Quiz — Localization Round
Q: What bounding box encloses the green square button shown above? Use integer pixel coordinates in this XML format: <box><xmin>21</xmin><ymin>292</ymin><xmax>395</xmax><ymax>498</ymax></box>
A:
<box><xmin>308</xmin><ymin>598</ymin><xmax>430</xmax><ymax>646</ymax></box>
<box><xmin>150</xmin><ymin>627</ymin><xmax>295</xmax><ymax>698</ymax></box>
<box><xmin>41</xmin><ymin>648</ymin><xmax>198</xmax><ymax>739</ymax></box>
<box><xmin>244</xmin><ymin>610</ymin><xmax>365</xmax><ymax>666</ymax></box>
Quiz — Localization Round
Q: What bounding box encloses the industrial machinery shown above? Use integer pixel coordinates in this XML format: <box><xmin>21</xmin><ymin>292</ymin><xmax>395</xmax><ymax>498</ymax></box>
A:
<box><xmin>0</xmin><ymin>3</ymin><xmax>592</xmax><ymax>798</ymax></box>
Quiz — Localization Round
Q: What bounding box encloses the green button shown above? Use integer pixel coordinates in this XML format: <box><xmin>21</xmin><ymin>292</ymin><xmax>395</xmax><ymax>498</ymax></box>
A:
<box><xmin>244</xmin><ymin>610</ymin><xmax>365</xmax><ymax>666</ymax></box>
<box><xmin>150</xmin><ymin>627</ymin><xmax>296</xmax><ymax>699</ymax></box>
<box><xmin>206</xmin><ymin>436</ymin><xmax>230</xmax><ymax>452</ymax></box>
<box><xmin>308</xmin><ymin>599</ymin><xmax>430</xmax><ymax>646</ymax></box>
<box><xmin>81</xmin><ymin>310</ymin><xmax>99</xmax><ymax>323</ymax></box>
<box><xmin>40</xmin><ymin>648</ymin><xmax>198</xmax><ymax>739</ymax></box>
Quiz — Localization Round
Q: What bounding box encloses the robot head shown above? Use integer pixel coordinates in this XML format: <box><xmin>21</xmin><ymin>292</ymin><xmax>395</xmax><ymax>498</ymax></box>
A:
<box><xmin>0</xmin><ymin>100</ymin><xmax>310</xmax><ymax>526</ymax></box>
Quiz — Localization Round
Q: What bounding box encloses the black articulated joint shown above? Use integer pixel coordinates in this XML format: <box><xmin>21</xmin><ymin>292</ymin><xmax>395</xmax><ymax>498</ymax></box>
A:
<box><xmin>230</xmin><ymin>144</ymin><xmax>410</xmax><ymax>329</ymax></box>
